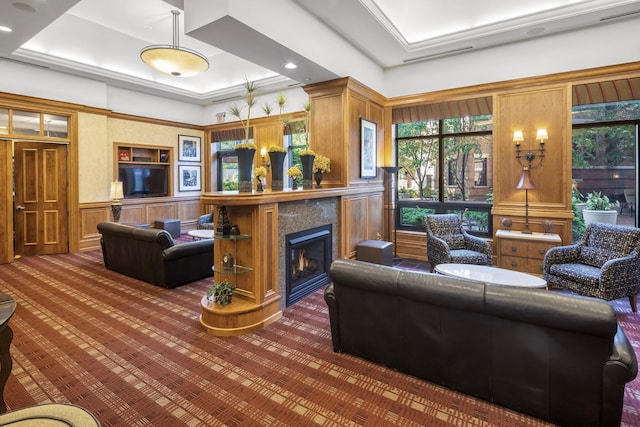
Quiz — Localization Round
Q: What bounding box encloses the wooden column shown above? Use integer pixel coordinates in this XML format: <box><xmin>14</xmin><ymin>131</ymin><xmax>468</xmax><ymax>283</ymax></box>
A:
<box><xmin>492</xmin><ymin>84</ymin><xmax>573</xmax><ymax>245</ymax></box>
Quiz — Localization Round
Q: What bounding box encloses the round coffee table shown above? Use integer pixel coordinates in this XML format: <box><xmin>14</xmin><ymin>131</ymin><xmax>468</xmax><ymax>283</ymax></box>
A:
<box><xmin>187</xmin><ymin>229</ymin><xmax>215</xmax><ymax>240</ymax></box>
<box><xmin>434</xmin><ymin>263</ymin><xmax>547</xmax><ymax>288</ymax></box>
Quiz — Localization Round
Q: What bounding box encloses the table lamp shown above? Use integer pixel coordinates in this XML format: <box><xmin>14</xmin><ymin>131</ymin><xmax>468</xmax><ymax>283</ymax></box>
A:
<box><xmin>110</xmin><ymin>180</ymin><xmax>124</xmax><ymax>222</ymax></box>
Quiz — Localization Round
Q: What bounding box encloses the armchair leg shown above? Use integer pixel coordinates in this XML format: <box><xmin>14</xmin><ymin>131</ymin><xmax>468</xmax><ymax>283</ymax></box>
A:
<box><xmin>629</xmin><ymin>295</ymin><xmax>638</xmax><ymax>313</ymax></box>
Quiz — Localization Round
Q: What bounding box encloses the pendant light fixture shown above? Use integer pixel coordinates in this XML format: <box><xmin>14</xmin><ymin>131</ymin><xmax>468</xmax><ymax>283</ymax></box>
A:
<box><xmin>140</xmin><ymin>10</ymin><xmax>209</xmax><ymax>77</ymax></box>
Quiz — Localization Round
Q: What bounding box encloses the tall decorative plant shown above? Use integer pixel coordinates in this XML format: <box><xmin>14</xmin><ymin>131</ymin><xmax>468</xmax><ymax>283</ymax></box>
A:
<box><xmin>299</xmin><ymin>101</ymin><xmax>316</xmax><ymax>189</ymax></box>
<box><xmin>267</xmin><ymin>93</ymin><xmax>289</xmax><ymax>190</ymax></box>
<box><xmin>229</xmin><ymin>79</ymin><xmax>259</xmax><ymax>192</ymax></box>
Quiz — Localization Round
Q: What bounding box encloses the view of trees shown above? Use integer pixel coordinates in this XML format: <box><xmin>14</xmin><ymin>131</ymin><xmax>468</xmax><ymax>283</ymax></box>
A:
<box><xmin>397</xmin><ymin>115</ymin><xmax>492</xmax><ymax>201</ymax></box>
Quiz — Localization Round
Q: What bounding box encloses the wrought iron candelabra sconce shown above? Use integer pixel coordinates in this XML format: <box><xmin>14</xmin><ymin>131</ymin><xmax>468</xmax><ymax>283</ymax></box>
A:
<box><xmin>260</xmin><ymin>147</ymin><xmax>271</xmax><ymax>170</ymax></box>
<box><xmin>514</xmin><ymin>129</ymin><xmax>548</xmax><ymax>169</ymax></box>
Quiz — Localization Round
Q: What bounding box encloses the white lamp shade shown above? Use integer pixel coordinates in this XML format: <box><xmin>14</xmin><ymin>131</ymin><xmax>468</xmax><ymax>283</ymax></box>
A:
<box><xmin>536</xmin><ymin>129</ymin><xmax>548</xmax><ymax>142</ymax></box>
<box><xmin>140</xmin><ymin>46</ymin><xmax>209</xmax><ymax>77</ymax></box>
<box><xmin>513</xmin><ymin>131</ymin><xmax>524</xmax><ymax>142</ymax></box>
<box><xmin>110</xmin><ymin>181</ymin><xmax>124</xmax><ymax>200</ymax></box>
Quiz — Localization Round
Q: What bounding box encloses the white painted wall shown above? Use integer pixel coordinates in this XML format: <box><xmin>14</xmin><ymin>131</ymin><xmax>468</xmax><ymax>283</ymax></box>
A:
<box><xmin>383</xmin><ymin>16</ymin><xmax>640</xmax><ymax>98</ymax></box>
<box><xmin>1</xmin><ymin>13</ymin><xmax>638</xmax><ymax>123</ymax></box>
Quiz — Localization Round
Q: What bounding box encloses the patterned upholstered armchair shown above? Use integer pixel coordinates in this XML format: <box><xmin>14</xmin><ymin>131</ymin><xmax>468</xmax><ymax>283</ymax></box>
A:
<box><xmin>424</xmin><ymin>214</ymin><xmax>492</xmax><ymax>269</ymax></box>
<box><xmin>197</xmin><ymin>212</ymin><xmax>214</xmax><ymax>230</ymax></box>
<box><xmin>543</xmin><ymin>223</ymin><xmax>640</xmax><ymax>312</ymax></box>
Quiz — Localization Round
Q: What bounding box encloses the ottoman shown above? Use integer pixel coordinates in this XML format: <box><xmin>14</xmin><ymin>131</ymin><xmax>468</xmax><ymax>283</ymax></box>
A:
<box><xmin>357</xmin><ymin>240</ymin><xmax>393</xmax><ymax>266</ymax></box>
<box><xmin>154</xmin><ymin>218</ymin><xmax>181</xmax><ymax>238</ymax></box>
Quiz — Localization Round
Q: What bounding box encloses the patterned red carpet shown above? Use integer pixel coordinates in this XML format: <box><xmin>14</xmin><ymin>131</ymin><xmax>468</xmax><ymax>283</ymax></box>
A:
<box><xmin>0</xmin><ymin>251</ymin><xmax>638</xmax><ymax>426</ymax></box>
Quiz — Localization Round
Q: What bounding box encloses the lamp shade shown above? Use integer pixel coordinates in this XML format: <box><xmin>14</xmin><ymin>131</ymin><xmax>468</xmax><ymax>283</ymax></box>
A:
<box><xmin>536</xmin><ymin>128</ymin><xmax>548</xmax><ymax>142</ymax></box>
<box><xmin>140</xmin><ymin>10</ymin><xmax>209</xmax><ymax>77</ymax></box>
<box><xmin>110</xmin><ymin>181</ymin><xmax>124</xmax><ymax>200</ymax></box>
<box><xmin>516</xmin><ymin>168</ymin><xmax>535</xmax><ymax>190</ymax></box>
<box><xmin>513</xmin><ymin>131</ymin><xmax>524</xmax><ymax>143</ymax></box>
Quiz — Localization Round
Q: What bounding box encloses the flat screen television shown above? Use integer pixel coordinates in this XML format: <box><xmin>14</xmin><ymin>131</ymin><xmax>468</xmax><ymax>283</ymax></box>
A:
<box><xmin>118</xmin><ymin>166</ymin><xmax>168</xmax><ymax>197</ymax></box>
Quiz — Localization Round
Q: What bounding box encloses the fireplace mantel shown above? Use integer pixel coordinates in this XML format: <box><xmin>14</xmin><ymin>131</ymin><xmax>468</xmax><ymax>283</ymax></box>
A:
<box><xmin>199</xmin><ymin>185</ymin><xmax>384</xmax><ymax>336</ymax></box>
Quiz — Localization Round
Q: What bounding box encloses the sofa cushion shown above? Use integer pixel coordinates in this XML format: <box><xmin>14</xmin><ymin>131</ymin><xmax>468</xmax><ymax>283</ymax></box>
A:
<box><xmin>449</xmin><ymin>249</ymin><xmax>488</xmax><ymax>265</ymax></box>
<box><xmin>426</xmin><ymin>215</ymin><xmax>460</xmax><ymax>235</ymax></box>
<box><xmin>581</xmin><ymin>247</ymin><xmax>623</xmax><ymax>268</ymax></box>
<box><xmin>587</xmin><ymin>224</ymin><xmax>640</xmax><ymax>255</ymax></box>
<box><xmin>441</xmin><ymin>234</ymin><xmax>465</xmax><ymax>250</ymax></box>
<box><xmin>549</xmin><ymin>263</ymin><xmax>601</xmax><ymax>287</ymax></box>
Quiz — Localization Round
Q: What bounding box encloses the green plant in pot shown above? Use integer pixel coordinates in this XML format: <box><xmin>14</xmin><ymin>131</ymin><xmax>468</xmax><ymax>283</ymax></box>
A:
<box><xmin>230</xmin><ymin>79</ymin><xmax>259</xmax><ymax>192</ymax></box>
<box><xmin>207</xmin><ymin>279</ymin><xmax>236</xmax><ymax>307</ymax></box>
<box><xmin>583</xmin><ymin>191</ymin><xmax>620</xmax><ymax>226</ymax></box>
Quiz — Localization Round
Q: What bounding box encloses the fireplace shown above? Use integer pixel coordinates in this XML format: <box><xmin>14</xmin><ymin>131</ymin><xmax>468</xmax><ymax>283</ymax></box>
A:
<box><xmin>285</xmin><ymin>224</ymin><xmax>332</xmax><ymax>306</ymax></box>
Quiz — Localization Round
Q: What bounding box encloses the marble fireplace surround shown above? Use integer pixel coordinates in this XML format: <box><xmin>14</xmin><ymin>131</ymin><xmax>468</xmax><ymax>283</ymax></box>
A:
<box><xmin>199</xmin><ymin>187</ymin><xmax>382</xmax><ymax>336</ymax></box>
<box><xmin>278</xmin><ymin>199</ymin><xmax>339</xmax><ymax>309</ymax></box>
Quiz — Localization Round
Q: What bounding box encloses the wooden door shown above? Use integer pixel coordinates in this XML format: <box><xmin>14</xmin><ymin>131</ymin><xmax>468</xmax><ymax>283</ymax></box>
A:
<box><xmin>14</xmin><ymin>142</ymin><xmax>68</xmax><ymax>256</ymax></box>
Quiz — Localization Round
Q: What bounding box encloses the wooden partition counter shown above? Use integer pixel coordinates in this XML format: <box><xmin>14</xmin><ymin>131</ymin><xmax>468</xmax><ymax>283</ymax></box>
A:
<box><xmin>199</xmin><ymin>185</ymin><xmax>384</xmax><ymax>336</ymax></box>
<box><xmin>200</xmin><ymin>186</ymin><xmax>385</xmax><ymax>206</ymax></box>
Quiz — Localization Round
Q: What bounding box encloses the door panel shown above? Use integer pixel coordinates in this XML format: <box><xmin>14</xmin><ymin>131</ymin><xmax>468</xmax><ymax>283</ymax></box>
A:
<box><xmin>14</xmin><ymin>142</ymin><xmax>68</xmax><ymax>256</ymax></box>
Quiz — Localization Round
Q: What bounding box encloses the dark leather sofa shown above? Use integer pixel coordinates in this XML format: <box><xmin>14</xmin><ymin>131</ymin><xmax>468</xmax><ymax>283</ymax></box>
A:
<box><xmin>325</xmin><ymin>259</ymin><xmax>637</xmax><ymax>427</ymax></box>
<box><xmin>98</xmin><ymin>222</ymin><xmax>213</xmax><ymax>288</ymax></box>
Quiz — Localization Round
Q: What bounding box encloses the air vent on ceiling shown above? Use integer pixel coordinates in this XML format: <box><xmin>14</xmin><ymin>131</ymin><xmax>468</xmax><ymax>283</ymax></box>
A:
<box><xmin>403</xmin><ymin>46</ymin><xmax>473</xmax><ymax>63</ymax></box>
<box><xmin>600</xmin><ymin>9</ymin><xmax>640</xmax><ymax>22</ymax></box>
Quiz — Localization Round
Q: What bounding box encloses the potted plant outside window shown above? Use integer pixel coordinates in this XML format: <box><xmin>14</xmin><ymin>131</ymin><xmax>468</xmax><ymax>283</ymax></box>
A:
<box><xmin>582</xmin><ymin>191</ymin><xmax>620</xmax><ymax>225</ymax></box>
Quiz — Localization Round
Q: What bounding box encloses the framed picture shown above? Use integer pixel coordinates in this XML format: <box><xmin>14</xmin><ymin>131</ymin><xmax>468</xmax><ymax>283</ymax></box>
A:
<box><xmin>178</xmin><ymin>135</ymin><xmax>201</xmax><ymax>162</ymax></box>
<box><xmin>178</xmin><ymin>165</ymin><xmax>201</xmax><ymax>192</ymax></box>
<box><xmin>360</xmin><ymin>118</ymin><xmax>377</xmax><ymax>178</ymax></box>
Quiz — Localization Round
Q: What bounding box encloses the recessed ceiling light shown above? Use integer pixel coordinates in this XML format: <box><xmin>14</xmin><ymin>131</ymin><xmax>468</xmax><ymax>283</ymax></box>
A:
<box><xmin>284</xmin><ymin>62</ymin><xmax>297</xmax><ymax>69</ymax></box>
<box><xmin>144</xmin><ymin>25</ymin><xmax>152</xmax><ymax>31</ymax></box>
<box><xmin>0</xmin><ymin>26</ymin><xmax>12</xmax><ymax>33</ymax></box>
<box><xmin>12</xmin><ymin>2</ymin><xmax>36</xmax><ymax>13</ymax></box>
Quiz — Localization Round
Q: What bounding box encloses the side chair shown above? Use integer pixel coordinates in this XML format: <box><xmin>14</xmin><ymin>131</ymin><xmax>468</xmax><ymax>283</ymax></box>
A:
<box><xmin>424</xmin><ymin>213</ymin><xmax>492</xmax><ymax>269</ymax></box>
<box><xmin>543</xmin><ymin>222</ymin><xmax>640</xmax><ymax>312</ymax></box>
<box><xmin>197</xmin><ymin>212</ymin><xmax>214</xmax><ymax>230</ymax></box>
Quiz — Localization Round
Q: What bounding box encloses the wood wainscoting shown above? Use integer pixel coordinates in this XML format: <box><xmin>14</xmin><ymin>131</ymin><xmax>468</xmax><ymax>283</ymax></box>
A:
<box><xmin>79</xmin><ymin>196</ymin><xmax>203</xmax><ymax>251</ymax></box>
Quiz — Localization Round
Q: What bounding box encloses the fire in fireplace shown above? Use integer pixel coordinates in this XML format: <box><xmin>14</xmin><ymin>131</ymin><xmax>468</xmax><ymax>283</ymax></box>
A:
<box><xmin>285</xmin><ymin>224</ymin><xmax>332</xmax><ymax>306</ymax></box>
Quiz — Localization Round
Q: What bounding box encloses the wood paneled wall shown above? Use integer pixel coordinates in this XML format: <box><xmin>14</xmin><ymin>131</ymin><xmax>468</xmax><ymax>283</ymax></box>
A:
<box><xmin>0</xmin><ymin>140</ymin><xmax>12</xmax><ymax>264</ymax></box>
<box><xmin>492</xmin><ymin>84</ymin><xmax>573</xmax><ymax>244</ymax></box>
<box><xmin>78</xmin><ymin>197</ymin><xmax>202</xmax><ymax>251</ymax></box>
<box><xmin>304</xmin><ymin>78</ymin><xmax>387</xmax><ymax>189</ymax></box>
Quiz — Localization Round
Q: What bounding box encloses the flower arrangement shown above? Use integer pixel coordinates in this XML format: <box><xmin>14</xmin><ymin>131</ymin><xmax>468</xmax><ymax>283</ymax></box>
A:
<box><xmin>267</xmin><ymin>144</ymin><xmax>287</xmax><ymax>153</ymax></box>
<box><xmin>254</xmin><ymin>166</ymin><xmax>267</xmax><ymax>180</ymax></box>
<box><xmin>299</xmin><ymin>149</ymin><xmax>316</xmax><ymax>156</ymax></box>
<box><xmin>287</xmin><ymin>166</ymin><xmax>302</xmax><ymax>179</ymax></box>
<box><xmin>236</xmin><ymin>142</ymin><xmax>257</xmax><ymax>150</ymax></box>
<box><xmin>313</xmin><ymin>154</ymin><xmax>331</xmax><ymax>173</ymax></box>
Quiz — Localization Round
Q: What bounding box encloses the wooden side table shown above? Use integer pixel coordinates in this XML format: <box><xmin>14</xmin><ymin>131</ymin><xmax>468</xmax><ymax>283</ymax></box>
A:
<box><xmin>0</xmin><ymin>294</ymin><xmax>16</xmax><ymax>413</ymax></box>
<box><xmin>495</xmin><ymin>230</ymin><xmax>561</xmax><ymax>277</ymax></box>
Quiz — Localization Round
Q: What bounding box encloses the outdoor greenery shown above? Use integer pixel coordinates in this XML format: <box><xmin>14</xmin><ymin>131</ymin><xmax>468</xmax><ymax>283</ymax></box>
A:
<box><xmin>400</xmin><ymin>206</ymin><xmax>434</xmax><ymax>226</ymax></box>
<box><xmin>585</xmin><ymin>191</ymin><xmax>620</xmax><ymax>210</ymax></box>
<box><xmin>397</xmin><ymin>115</ymin><xmax>491</xmax><ymax>201</ymax></box>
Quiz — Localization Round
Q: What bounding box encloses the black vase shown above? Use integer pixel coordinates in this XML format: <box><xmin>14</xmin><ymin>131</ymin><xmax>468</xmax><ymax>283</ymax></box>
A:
<box><xmin>300</xmin><ymin>154</ymin><xmax>315</xmax><ymax>190</ymax></box>
<box><xmin>314</xmin><ymin>171</ymin><xmax>323</xmax><ymax>188</ymax></box>
<box><xmin>235</xmin><ymin>148</ymin><xmax>256</xmax><ymax>192</ymax></box>
<box><xmin>269</xmin><ymin>151</ymin><xmax>287</xmax><ymax>191</ymax></box>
